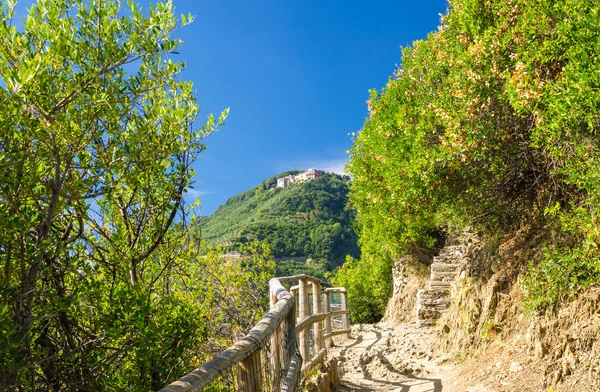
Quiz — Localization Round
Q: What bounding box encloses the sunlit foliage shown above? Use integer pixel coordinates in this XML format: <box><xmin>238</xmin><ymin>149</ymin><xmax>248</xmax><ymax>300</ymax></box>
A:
<box><xmin>338</xmin><ymin>0</ymin><xmax>600</xmax><ymax>319</ymax></box>
<box><xmin>0</xmin><ymin>1</ymin><xmax>274</xmax><ymax>390</ymax></box>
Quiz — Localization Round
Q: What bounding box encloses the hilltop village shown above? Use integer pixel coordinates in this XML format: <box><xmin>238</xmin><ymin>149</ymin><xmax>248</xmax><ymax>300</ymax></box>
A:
<box><xmin>276</xmin><ymin>168</ymin><xmax>324</xmax><ymax>188</ymax></box>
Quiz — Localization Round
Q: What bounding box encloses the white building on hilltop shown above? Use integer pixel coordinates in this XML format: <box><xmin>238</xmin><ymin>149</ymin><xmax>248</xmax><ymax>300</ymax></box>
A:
<box><xmin>276</xmin><ymin>168</ymin><xmax>324</xmax><ymax>188</ymax></box>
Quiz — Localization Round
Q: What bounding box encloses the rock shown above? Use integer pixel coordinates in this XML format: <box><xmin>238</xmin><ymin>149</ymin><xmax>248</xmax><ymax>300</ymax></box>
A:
<box><xmin>302</xmin><ymin>357</ymin><xmax>340</xmax><ymax>392</ymax></box>
<box><xmin>509</xmin><ymin>361</ymin><xmax>522</xmax><ymax>373</ymax></box>
<box><xmin>359</xmin><ymin>353</ymin><xmax>372</xmax><ymax>365</ymax></box>
<box><xmin>534</xmin><ymin>340</ymin><xmax>548</xmax><ymax>358</ymax></box>
<box><xmin>466</xmin><ymin>384</ymin><xmax>495</xmax><ymax>392</ymax></box>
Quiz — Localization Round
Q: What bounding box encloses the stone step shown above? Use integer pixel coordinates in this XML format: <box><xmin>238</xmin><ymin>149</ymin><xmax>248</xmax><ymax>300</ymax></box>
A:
<box><xmin>431</xmin><ymin>262</ymin><xmax>461</xmax><ymax>273</ymax></box>
<box><xmin>438</xmin><ymin>245</ymin><xmax>462</xmax><ymax>256</ymax></box>
<box><xmin>418</xmin><ymin>306</ymin><xmax>449</xmax><ymax>314</ymax></box>
<box><xmin>429</xmin><ymin>280</ymin><xmax>453</xmax><ymax>287</ymax></box>
<box><xmin>427</xmin><ymin>290</ymin><xmax>451</xmax><ymax>298</ymax></box>
<box><xmin>423</xmin><ymin>284</ymin><xmax>451</xmax><ymax>291</ymax></box>
<box><xmin>431</xmin><ymin>268</ymin><xmax>459</xmax><ymax>275</ymax></box>
<box><xmin>425</xmin><ymin>287</ymin><xmax>451</xmax><ymax>295</ymax></box>
<box><xmin>430</xmin><ymin>274</ymin><xmax>458</xmax><ymax>282</ymax></box>
<box><xmin>433</xmin><ymin>255</ymin><xmax>462</xmax><ymax>265</ymax></box>
<box><xmin>417</xmin><ymin>294</ymin><xmax>447</xmax><ymax>305</ymax></box>
<box><xmin>416</xmin><ymin>320</ymin><xmax>437</xmax><ymax>327</ymax></box>
<box><xmin>418</xmin><ymin>297</ymin><xmax>451</xmax><ymax>307</ymax></box>
<box><xmin>431</xmin><ymin>270</ymin><xmax>458</xmax><ymax>277</ymax></box>
<box><xmin>417</xmin><ymin>290</ymin><xmax>447</xmax><ymax>300</ymax></box>
<box><xmin>418</xmin><ymin>299</ymin><xmax>452</xmax><ymax>308</ymax></box>
<box><xmin>416</xmin><ymin>312</ymin><xmax>440</xmax><ymax>324</ymax></box>
<box><xmin>431</xmin><ymin>268</ymin><xmax>459</xmax><ymax>274</ymax></box>
<box><xmin>416</xmin><ymin>304</ymin><xmax>451</xmax><ymax>326</ymax></box>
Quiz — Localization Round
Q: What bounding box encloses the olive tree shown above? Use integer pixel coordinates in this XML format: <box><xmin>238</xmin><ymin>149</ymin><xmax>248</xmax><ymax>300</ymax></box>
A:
<box><xmin>0</xmin><ymin>0</ymin><xmax>228</xmax><ymax>389</ymax></box>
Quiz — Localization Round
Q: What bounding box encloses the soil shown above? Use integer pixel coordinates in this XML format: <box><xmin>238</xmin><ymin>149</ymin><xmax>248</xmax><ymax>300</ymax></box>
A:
<box><xmin>329</xmin><ymin>321</ymin><xmax>594</xmax><ymax>392</ymax></box>
<box><xmin>331</xmin><ymin>322</ymin><xmax>449</xmax><ymax>391</ymax></box>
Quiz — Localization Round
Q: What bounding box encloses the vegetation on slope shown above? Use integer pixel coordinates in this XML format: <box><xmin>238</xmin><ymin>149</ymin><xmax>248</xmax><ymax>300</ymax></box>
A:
<box><xmin>335</xmin><ymin>0</ymin><xmax>600</xmax><ymax>322</ymax></box>
<box><xmin>201</xmin><ymin>172</ymin><xmax>360</xmax><ymax>270</ymax></box>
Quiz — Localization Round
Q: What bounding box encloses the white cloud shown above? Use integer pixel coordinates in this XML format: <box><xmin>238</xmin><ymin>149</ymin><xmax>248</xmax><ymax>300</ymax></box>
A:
<box><xmin>277</xmin><ymin>157</ymin><xmax>349</xmax><ymax>175</ymax></box>
<box><xmin>318</xmin><ymin>160</ymin><xmax>347</xmax><ymax>175</ymax></box>
<box><xmin>185</xmin><ymin>188</ymin><xmax>212</xmax><ymax>198</ymax></box>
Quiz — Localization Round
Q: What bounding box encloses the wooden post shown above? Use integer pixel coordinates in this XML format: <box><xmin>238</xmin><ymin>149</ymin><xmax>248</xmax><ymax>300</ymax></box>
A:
<box><xmin>290</xmin><ymin>286</ymin><xmax>298</xmax><ymax>319</ymax></box>
<box><xmin>323</xmin><ymin>292</ymin><xmax>332</xmax><ymax>348</ymax></box>
<box><xmin>341</xmin><ymin>291</ymin><xmax>350</xmax><ymax>338</ymax></box>
<box><xmin>311</xmin><ymin>281</ymin><xmax>323</xmax><ymax>352</ymax></box>
<box><xmin>285</xmin><ymin>297</ymin><xmax>299</xmax><ymax>370</ymax></box>
<box><xmin>283</xmin><ymin>297</ymin><xmax>301</xmax><ymax>392</ymax></box>
<box><xmin>237</xmin><ymin>349</ymin><xmax>263</xmax><ymax>392</ymax></box>
<box><xmin>270</xmin><ymin>290</ymin><xmax>281</xmax><ymax>390</ymax></box>
<box><xmin>298</xmin><ymin>278</ymin><xmax>309</xmax><ymax>367</ymax></box>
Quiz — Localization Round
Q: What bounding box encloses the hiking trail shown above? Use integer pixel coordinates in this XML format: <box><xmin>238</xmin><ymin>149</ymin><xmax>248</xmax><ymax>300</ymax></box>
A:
<box><xmin>330</xmin><ymin>323</ymin><xmax>495</xmax><ymax>392</ymax></box>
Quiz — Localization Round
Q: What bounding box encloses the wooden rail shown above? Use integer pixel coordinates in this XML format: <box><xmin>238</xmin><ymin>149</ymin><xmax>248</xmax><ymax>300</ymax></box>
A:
<box><xmin>159</xmin><ymin>274</ymin><xmax>350</xmax><ymax>392</ymax></box>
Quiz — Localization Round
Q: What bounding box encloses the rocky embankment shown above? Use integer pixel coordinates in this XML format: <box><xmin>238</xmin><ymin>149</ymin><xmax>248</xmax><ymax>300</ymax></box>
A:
<box><xmin>360</xmin><ymin>230</ymin><xmax>600</xmax><ymax>392</ymax></box>
<box><xmin>324</xmin><ymin>229</ymin><xmax>600</xmax><ymax>391</ymax></box>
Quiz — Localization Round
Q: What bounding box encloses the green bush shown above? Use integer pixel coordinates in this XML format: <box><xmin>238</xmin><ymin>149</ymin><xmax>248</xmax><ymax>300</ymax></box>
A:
<box><xmin>523</xmin><ymin>245</ymin><xmax>600</xmax><ymax>311</ymax></box>
<box><xmin>343</xmin><ymin>0</ymin><xmax>600</xmax><ymax>312</ymax></box>
<box><xmin>333</xmin><ymin>254</ymin><xmax>394</xmax><ymax>324</ymax></box>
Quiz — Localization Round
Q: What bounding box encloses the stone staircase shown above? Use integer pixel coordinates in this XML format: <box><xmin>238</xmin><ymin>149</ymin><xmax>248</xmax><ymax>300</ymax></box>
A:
<box><xmin>416</xmin><ymin>245</ymin><xmax>463</xmax><ymax>327</ymax></box>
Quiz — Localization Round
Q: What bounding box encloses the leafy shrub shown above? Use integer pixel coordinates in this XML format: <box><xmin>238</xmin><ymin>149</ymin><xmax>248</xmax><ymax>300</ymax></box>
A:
<box><xmin>333</xmin><ymin>254</ymin><xmax>394</xmax><ymax>324</ymax></box>
<box><xmin>343</xmin><ymin>0</ymin><xmax>600</xmax><ymax>313</ymax></box>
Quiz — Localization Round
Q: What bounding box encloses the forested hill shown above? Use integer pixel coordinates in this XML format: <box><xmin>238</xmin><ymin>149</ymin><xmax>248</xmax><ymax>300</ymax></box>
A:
<box><xmin>200</xmin><ymin>171</ymin><xmax>359</xmax><ymax>267</ymax></box>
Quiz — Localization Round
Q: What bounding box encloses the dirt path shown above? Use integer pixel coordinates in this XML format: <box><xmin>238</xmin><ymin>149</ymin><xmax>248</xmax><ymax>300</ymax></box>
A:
<box><xmin>330</xmin><ymin>323</ymin><xmax>456</xmax><ymax>392</ymax></box>
<box><xmin>329</xmin><ymin>322</ymin><xmax>546</xmax><ymax>392</ymax></box>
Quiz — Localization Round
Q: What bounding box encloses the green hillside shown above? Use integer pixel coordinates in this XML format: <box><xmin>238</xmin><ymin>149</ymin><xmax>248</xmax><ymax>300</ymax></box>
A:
<box><xmin>200</xmin><ymin>171</ymin><xmax>359</xmax><ymax>268</ymax></box>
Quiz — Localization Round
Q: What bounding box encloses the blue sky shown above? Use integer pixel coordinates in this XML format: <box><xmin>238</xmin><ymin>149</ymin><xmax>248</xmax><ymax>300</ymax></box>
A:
<box><xmin>175</xmin><ymin>0</ymin><xmax>448</xmax><ymax>215</ymax></box>
<box><xmin>13</xmin><ymin>0</ymin><xmax>448</xmax><ymax>215</ymax></box>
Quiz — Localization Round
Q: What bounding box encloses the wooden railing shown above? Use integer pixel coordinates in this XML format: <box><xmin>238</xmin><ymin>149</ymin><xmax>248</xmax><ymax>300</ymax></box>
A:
<box><xmin>283</xmin><ymin>275</ymin><xmax>350</xmax><ymax>374</ymax></box>
<box><xmin>159</xmin><ymin>274</ymin><xmax>350</xmax><ymax>392</ymax></box>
